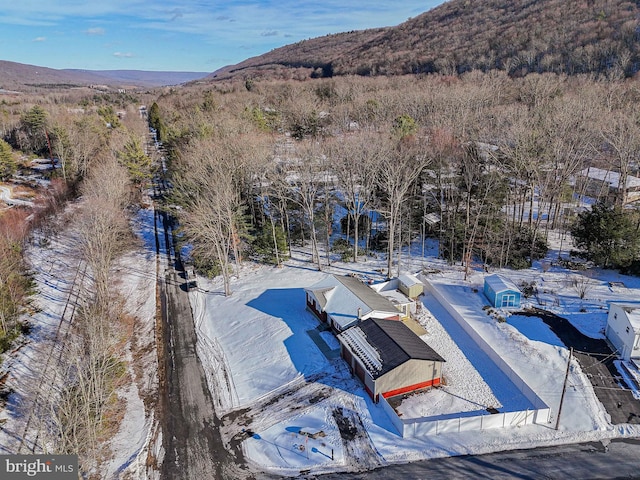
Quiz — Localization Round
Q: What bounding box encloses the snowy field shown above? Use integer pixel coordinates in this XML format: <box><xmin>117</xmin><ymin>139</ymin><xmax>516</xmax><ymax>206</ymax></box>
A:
<box><xmin>190</xmin><ymin>241</ymin><xmax>640</xmax><ymax>476</ymax></box>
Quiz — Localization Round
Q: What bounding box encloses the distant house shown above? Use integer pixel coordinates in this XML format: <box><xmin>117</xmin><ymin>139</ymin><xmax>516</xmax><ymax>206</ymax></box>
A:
<box><xmin>575</xmin><ymin>167</ymin><xmax>640</xmax><ymax>206</ymax></box>
<box><xmin>305</xmin><ymin>275</ymin><xmax>400</xmax><ymax>332</ymax></box>
<box><xmin>337</xmin><ymin>318</ymin><xmax>445</xmax><ymax>402</ymax></box>
<box><xmin>483</xmin><ymin>274</ymin><xmax>521</xmax><ymax>308</ymax></box>
<box><xmin>605</xmin><ymin>302</ymin><xmax>640</xmax><ymax>362</ymax></box>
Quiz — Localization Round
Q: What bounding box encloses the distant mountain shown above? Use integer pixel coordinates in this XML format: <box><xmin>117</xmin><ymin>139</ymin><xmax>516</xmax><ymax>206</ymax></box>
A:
<box><xmin>0</xmin><ymin>60</ymin><xmax>208</xmax><ymax>90</ymax></box>
<box><xmin>211</xmin><ymin>0</ymin><xmax>640</xmax><ymax>81</ymax></box>
<box><xmin>64</xmin><ymin>69</ymin><xmax>209</xmax><ymax>87</ymax></box>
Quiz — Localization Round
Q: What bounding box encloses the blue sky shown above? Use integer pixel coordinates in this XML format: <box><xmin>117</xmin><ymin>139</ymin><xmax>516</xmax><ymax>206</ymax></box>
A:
<box><xmin>0</xmin><ymin>1</ymin><xmax>446</xmax><ymax>72</ymax></box>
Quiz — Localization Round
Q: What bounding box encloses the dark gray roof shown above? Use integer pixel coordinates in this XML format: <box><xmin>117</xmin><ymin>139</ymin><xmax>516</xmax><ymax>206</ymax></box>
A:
<box><xmin>355</xmin><ymin>318</ymin><xmax>445</xmax><ymax>379</ymax></box>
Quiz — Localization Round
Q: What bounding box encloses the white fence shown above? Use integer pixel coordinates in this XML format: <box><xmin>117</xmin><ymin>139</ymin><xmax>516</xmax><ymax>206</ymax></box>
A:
<box><xmin>379</xmin><ymin>275</ymin><xmax>550</xmax><ymax>438</ymax></box>
<box><xmin>380</xmin><ymin>394</ymin><xmax>542</xmax><ymax>437</ymax></box>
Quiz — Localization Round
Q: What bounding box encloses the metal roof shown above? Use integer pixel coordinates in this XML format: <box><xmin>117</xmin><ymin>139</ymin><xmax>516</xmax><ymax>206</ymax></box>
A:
<box><xmin>306</xmin><ymin>275</ymin><xmax>399</xmax><ymax>330</ymax></box>
<box><xmin>340</xmin><ymin>318</ymin><xmax>445</xmax><ymax>379</ymax></box>
<box><xmin>578</xmin><ymin>167</ymin><xmax>640</xmax><ymax>190</ymax></box>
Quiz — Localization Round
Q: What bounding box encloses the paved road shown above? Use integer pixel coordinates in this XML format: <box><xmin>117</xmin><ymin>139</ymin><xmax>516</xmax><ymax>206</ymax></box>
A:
<box><xmin>155</xmin><ymin>181</ymin><xmax>251</xmax><ymax>479</ymax></box>
<box><xmin>313</xmin><ymin>438</ymin><xmax>640</xmax><ymax>479</ymax></box>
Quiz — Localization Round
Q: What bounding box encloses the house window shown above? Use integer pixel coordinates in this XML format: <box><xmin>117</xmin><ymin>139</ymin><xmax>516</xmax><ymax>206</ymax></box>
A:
<box><xmin>626</xmin><ymin>326</ymin><xmax>630</xmax><ymax>334</ymax></box>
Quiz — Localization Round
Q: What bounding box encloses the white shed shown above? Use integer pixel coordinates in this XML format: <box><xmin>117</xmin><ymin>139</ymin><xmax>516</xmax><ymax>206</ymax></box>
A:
<box><xmin>605</xmin><ymin>302</ymin><xmax>640</xmax><ymax>361</ymax></box>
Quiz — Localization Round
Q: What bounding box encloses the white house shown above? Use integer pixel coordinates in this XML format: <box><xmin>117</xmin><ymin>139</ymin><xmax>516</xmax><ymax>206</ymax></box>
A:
<box><xmin>605</xmin><ymin>302</ymin><xmax>640</xmax><ymax>361</ymax></box>
<box><xmin>575</xmin><ymin>167</ymin><xmax>640</xmax><ymax>206</ymax></box>
<box><xmin>369</xmin><ymin>277</ymin><xmax>417</xmax><ymax>320</ymax></box>
<box><xmin>305</xmin><ymin>275</ymin><xmax>401</xmax><ymax>332</ymax></box>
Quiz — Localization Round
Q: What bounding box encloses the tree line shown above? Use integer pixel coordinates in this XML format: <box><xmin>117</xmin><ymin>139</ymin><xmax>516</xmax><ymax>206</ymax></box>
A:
<box><xmin>149</xmin><ymin>72</ymin><xmax>640</xmax><ymax>294</ymax></box>
<box><xmin>0</xmin><ymin>89</ymin><xmax>153</xmax><ymax>474</ymax></box>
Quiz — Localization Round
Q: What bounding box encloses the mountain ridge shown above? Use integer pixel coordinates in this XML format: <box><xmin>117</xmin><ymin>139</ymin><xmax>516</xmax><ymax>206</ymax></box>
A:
<box><xmin>0</xmin><ymin>60</ymin><xmax>208</xmax><ymax>90</ymax></box>
<box><xmin>209</xmin><ymin>0</ymin><xmax>640</xmax><ymax>81</ymax></box>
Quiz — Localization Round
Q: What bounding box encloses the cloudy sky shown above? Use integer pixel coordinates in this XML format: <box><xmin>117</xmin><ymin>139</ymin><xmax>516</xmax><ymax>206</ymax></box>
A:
<box><xmin>0</xmin><ymin>1</ymin><xmax>446</xmax><ymax>73</ymax></box>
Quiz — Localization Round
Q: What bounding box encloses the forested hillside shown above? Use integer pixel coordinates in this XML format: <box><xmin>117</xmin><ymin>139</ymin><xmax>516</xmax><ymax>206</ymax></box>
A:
<box><xmin>151</xmin><ymin>72</ymin><xmax>640</xmax><ymax>289</ymax></box>
<box><xmin>0</xmin><ymin>60</ymin><xmax>208</xmax><ymax>89</ymax></box>
<box><xmin>212</xmin><ymin>0</ymin><xmax>640</xmax><ymax>81</ymax></box>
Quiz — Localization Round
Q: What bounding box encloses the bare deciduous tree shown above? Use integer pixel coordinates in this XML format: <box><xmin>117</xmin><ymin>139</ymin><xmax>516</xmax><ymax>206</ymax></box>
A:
<box><xmin>328</xmin><ymin>133</ymin><xmax>382</xmax><ymax>262</ymax></box>
<box><xmin>376</xmin><ymin>134</ymin><xmax>428</xmax><ymax>278</ymax></box>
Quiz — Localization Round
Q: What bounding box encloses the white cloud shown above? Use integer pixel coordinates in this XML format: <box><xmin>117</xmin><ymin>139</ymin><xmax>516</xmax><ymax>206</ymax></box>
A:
<box><xmin>32</xmin><ymin>36</ymin><xmax>46</xmax><ymax>42</ymax></box>
<box><xmin>113</xmin><ymin>52</ymin><xmax>134</xmax><ymax>58</ymax></box>
<box><xmin>85</xmin><ymin>27</ymin><xmax>105</xmax><ymax>35</ymax></box>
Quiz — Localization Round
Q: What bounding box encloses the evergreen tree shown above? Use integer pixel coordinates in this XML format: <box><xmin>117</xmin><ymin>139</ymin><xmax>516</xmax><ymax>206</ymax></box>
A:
<box><xmin>252</xmin><ymin>224</ymin><xmax>288</xmax><ymax>265</ymax></box>
<box><xmin>117</xmin><ymin>137</ymin><xmax>152</xmax><ymax>186</ymax></box>
<box><xmin>571</xmin><ymin>202</ymin><xmax>640</xmax><ymax>268</ymax></box>
<box><xmin>148</xmin><ymin>102</ymin><xmax>166</xmax><ymax>142</ymax></box>
<box><xmin>0</xmin><ymin>139</ymin><xmax>16</xmax><ymax>180</ymax></box>
<box><xmin>19</xmin><ymin>105</ymin><xmax>48</xmax><ymax>154</ymax></box>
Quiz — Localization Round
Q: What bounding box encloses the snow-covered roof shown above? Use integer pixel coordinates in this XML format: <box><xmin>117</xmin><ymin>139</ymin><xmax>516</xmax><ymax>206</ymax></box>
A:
<box><xmin>399</xmin><ymin>274</ymin><xmax>421</xmax><ymax>288</ymax></box>
<box><xmin>578</xmin><ymin>167</ymin><xmax>640</xmax><ymax>190</ymax></box>
<box><xmin>339</xmin><ymin>324</ymin><xmax>383</xmax><ymax>373</ymax></box>
<box><xmin>338</xmin><ymin>318</ymin><xmax>445</xmax><ymax>379</ymax></box>
<box><xmin>306</xmin><ymin>275</ymin><xmax>399</xmax><ymax>329</ymax></box>
<box><xmin>484</xmin><ymin>274</ymin><xmax>521</xmax><ymax>294</ymax></box>
<box><xmin>424</xmin><ymin>212</ymin><xmax>441</xmax><ymax>226</ymax></box>
<box><xmin>378</xmin><ymin>289</ymin><xmax>412</xmax><ymax>307</ymax></box>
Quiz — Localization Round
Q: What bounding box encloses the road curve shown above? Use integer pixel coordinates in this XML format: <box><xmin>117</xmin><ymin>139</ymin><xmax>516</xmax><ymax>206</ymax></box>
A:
<box><xmin>0</xmin><ymin>185</ymin><xmax>33</xmax><ymax>207</ymax></box>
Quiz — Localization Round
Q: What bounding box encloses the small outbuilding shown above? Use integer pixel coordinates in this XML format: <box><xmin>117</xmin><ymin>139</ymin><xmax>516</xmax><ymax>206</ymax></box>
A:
<box><xmin>338</xmin><ymin>318</ymin><xmax>445</xmax><ymax>402</ymax></box>
<box><xmin>483</xmin><ymin>274</ymin><xmax>521</xmax><ymax>308</ymax></box>
<box><xmin>398</xmin><ymin>274</ymin><xmax>424</xmax><ymax>299</ymax></box>
<box><xmin>605</xmin><ymin>302</ymin><xmax>640</xmax><ymax>361</ymax></box>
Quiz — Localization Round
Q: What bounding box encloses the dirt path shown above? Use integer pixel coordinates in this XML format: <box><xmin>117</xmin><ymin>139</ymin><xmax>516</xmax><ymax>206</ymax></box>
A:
<box><xmin>332</xmin><ymin>404</ymin><xmax>381</xmax><ymax>472</ymax></box>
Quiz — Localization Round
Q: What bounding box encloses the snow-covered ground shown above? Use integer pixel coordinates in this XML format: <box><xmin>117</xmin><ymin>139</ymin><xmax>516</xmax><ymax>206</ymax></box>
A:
<box><xmin>189</xmin><ymin>242</ymin><xmax>640</xmax><ymax>476</ymax></box>
<box><xmin>103</xmin><ymin>207</ymin><xmax>160</xmax><ymax>479</ymax></box>
<box><xmin>4</xmin><ymin>189</ymin><xmax>640</xmax><ymax>477</ymax></box>
<box><xmin>0</xmin><ymin>204</ymin><xmax>160</xmax><ymax>479</ymax></box>
<box><xmin>0</xmin><ymin>213</ymin><xmax>84</xmax><ymax>454</ymax></box>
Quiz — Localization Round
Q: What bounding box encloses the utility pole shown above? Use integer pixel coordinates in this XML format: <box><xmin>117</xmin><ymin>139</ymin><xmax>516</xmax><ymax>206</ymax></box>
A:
<box><xmin>556</xmin><ymin>347</ymin><xmax>573</xmax><ymax>430</ymax></box>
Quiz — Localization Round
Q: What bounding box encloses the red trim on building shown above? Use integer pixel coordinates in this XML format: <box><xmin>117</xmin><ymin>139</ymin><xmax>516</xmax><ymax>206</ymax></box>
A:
<box><xmin>381</xmin><ymin>377</ymin><xmax>441</xmax><ymax>399</ymax></box>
